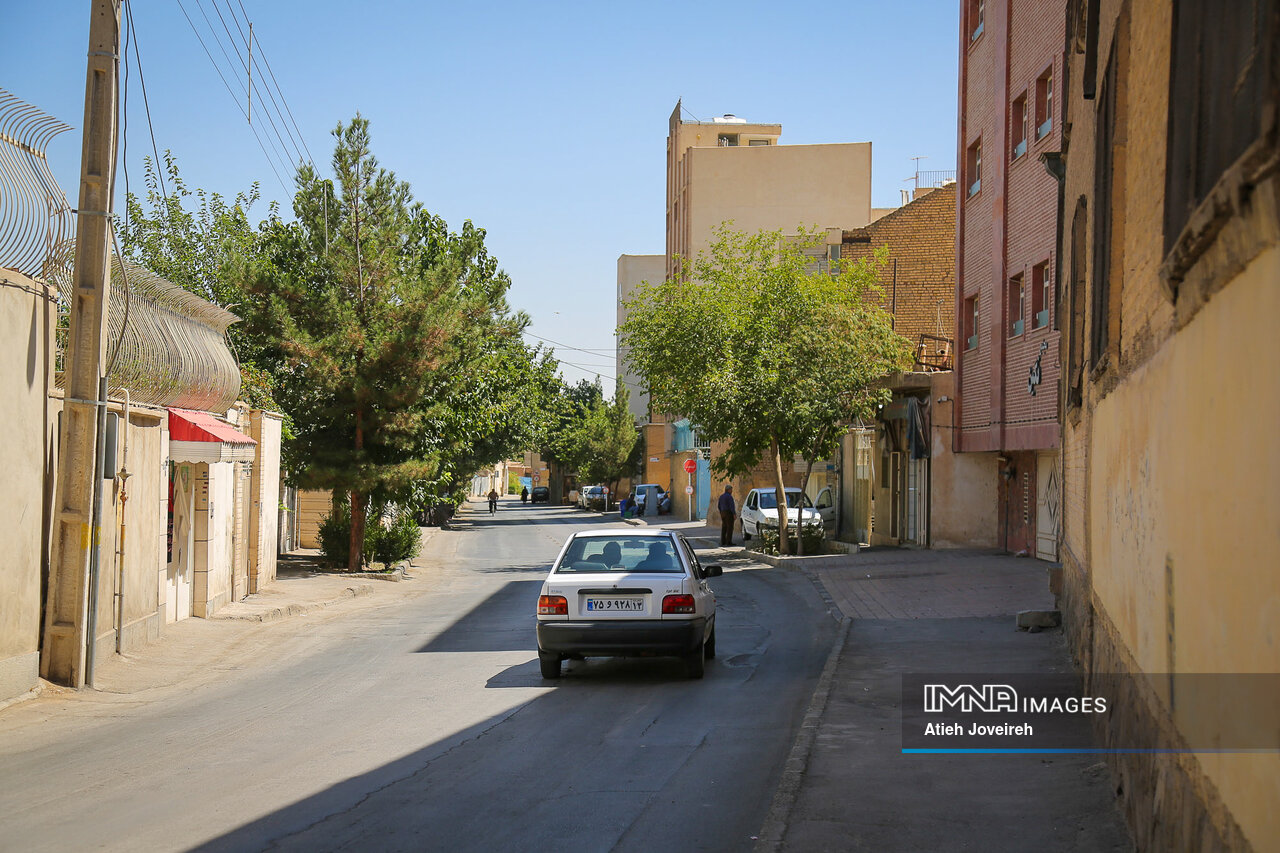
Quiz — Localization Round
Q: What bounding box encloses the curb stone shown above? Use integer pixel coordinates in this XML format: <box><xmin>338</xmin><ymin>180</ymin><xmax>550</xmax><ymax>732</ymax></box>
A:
<box><xmin>211</xmin><ymin>583</ymin><xmax>374</xmax><ymax>622</ymax></box>
<box><xmin>753</xmin><ymin>617</ymin><xmax>851</xmax><ymax>852</ymax></box>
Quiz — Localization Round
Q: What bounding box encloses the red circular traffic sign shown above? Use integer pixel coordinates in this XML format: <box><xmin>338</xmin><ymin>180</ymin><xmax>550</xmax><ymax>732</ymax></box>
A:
<box><xmin>683</xmin><ymin>459</ymin><xmax>697</xmax><ymax>474</ymax></box>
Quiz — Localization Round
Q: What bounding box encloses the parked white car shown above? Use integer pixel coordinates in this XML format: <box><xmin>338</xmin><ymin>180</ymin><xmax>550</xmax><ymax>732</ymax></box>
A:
<box><xmin>536</xmin><ymin>529</ymin><xmax>720</xmax><ymax>679</ymax></box>
<box><xmin>739</xmin><ymin>487</ymin><xmax>826</xmax><ymax>539</ymax></box>
<box><xmin>578</xmin><ymin>485</ymin><xmax>606</xmax><ymax>509</ymax></box>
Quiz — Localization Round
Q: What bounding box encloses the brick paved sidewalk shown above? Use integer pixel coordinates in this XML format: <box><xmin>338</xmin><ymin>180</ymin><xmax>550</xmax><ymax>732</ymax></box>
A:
<box><xmin>755</xmin><ymin>548</ymin><xmax>1133</xmax><ymax>852</ymax></box>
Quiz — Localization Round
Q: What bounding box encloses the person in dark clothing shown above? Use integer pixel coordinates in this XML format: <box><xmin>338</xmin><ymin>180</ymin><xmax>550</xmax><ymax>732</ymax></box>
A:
<box><xmin>520</xmin><ymin>486</ymin><xmax>529</xmax><ymax>503</ymax></box>
<box><xmin>717</xmin><ymin>485</ymin><xmax>736</xmax><ymax>546</ymax></box>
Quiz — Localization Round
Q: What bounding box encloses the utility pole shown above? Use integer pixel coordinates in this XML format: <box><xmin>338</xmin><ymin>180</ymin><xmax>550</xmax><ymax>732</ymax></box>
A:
<box><xmin>42</xmin><ymin>0</ymin><xmax>121</xmax><ymax>688</ymax></box>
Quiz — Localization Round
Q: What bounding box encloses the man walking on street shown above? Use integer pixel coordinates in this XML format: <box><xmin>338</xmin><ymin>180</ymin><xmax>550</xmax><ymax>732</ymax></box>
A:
<box><xmin>717</xmin><ymin>485</ymin><xmax>736</xmax><ymax>547</ymax></box>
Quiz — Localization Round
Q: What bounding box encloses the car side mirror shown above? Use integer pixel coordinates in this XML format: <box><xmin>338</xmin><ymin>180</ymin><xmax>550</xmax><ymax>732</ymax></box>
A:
<box><xmin>704</xmin><ymin>565</ymin><xmax>723</xmax><ymax>577</ymax></box>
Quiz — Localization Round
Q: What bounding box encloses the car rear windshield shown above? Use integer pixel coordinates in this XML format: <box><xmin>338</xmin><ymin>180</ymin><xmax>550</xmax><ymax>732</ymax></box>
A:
<box><xmin>757</xmin><ymin>491</ymin><xmax>813</xmax><ymax>510</ymax></box>
<box><xmin>554</xmin><ymin>537</ymin><xmax>682</xmax><ymax>573</ymax></box>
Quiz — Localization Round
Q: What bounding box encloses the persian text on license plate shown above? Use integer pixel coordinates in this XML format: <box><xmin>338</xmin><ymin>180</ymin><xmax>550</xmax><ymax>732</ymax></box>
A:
<box><xmin>586</xmin><ymin>598</ymin><xmax>644</xmax><ymax>612</ymax></box>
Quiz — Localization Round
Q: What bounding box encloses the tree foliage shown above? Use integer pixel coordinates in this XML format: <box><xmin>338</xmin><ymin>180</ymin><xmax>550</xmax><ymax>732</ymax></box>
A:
<box><xmin>557</xmin><ymin>381</ymin><xmax>640</xmax><ymax>497</ymax></box>
<box><xmin>235</xmin><ymin>116</ymin><xmax>528</xmax><ymax>568</ymax></box>
<box><xmin>619</xmin><ymin>224</ymin><xmax>912</xmax><ymax>554</ymax></box>
<box><xmin>120</xmin><ymin>152</ymin><xmax>283</xmax><ymax>412</ymax></box>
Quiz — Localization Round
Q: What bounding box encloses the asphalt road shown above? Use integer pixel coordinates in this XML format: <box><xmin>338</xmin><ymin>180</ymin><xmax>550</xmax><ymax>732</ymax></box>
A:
<box><xmin>0</xmin><ymin>500</ymin><xmax>837</xmax><ymax>852</ymax></box>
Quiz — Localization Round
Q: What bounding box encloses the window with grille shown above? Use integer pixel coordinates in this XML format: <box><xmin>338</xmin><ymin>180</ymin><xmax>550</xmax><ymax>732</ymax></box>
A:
<box><xmin>966</xmin><ymin>138</ymin><xmax>982</xmax><ymax>197</ymax></box>
<box><xmin>1031</xmin><ymin>261</ymin><xmax>1050</xmax><ymax>329</ymax></box>
<box><xmin>1036</xmin><ymin>68</ymin><xmax>1054</xmax><ymax>139</ymax></box>
<box><xmin>1008</xmin><ymin>274</ymin><xmax>1025</xmax><ymax>337</ymax></box>
<box><xmin>1012</xmin><ymin>94</ymin><xmax>1028</xmax><ymax>159</ymax></box>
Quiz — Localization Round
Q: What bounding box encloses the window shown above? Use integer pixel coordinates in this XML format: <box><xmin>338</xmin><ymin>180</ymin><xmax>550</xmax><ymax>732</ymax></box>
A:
<box><xmin>717</xmin><ymin>133</ymin><xmax>739</xmax><ymax>147</ymax></box>
<box><xmin>827</xmin><ymin>244</ymin><xmax>840</xmax><ymax>273</ymax></box>
<box><xmin>1008</xmin><ymin>274</ymin><xmax>1025</xmax><ymax>336</ymax></box>
<box><xmin>969</xmin><ymin>0</ymin><xmax>985</xmax><ymax>41</ymax></box>
<box><xmin>1011</xmin><ymin>94</ymin><xmax>1028</xmax><ymax>159</ymax></box>
<box><xmin>1066</xmin><ymin>198</ymin><xmax>1087</xmax><ymax>407</ymax></box>
<box><xmin>1091</xmin><ymin>47</ymin><xmax>1117</xmax><ymax>366</ymax></box>
<box><xmin>1036</xmin><ymin>68</ymin><xmax>1054</xmax><ymax>139</ymax></box>
<box><xmin>747</xmin><ymin>138</ymin><xmax>771</xmax><ymax>146</ymax></box>
<box><xmin>964</xmin><ymin>295</ymin><xmax>979</xmax><ymax>350</ymax></box>
<box><xmin>1031</xmin><ymin>261</ymin><xmax>1050</xmax><ymax>329</ymax></box>
<box><xmin>966</xmin><ymin>138</ymin><xmax>982</xmax><ymax>197</ymax></box>
<box><xmin>1163</xmin><ymin>0</ymin><xmax>1277</xmax><ymax>260</ymax></box>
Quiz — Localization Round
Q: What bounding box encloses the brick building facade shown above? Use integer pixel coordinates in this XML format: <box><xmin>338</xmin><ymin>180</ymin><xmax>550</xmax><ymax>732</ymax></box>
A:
<box><xmin>956</xmin><ymin>0</ymin><xmax>1064</xmax><ymax>559</ymax></box>
<box><xmin>1055</xmin><ymin>0</ymin><xmax>1279</xmax><ymax>848</ymax></box>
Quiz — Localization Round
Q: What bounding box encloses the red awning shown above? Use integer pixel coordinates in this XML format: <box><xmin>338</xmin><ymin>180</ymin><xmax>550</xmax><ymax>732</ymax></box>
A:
<box><xmin>167</xmin><ymin>408</ymin><xmax>256</xmax><ymax>445</ymax></box>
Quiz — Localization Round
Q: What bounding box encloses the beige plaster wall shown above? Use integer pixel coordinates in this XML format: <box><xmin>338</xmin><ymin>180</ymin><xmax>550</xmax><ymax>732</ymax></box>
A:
<box><xmin>248</xmin><ymin>411</ymin><xmax>282</xmax><ymax>590</ymax></box>
<box><xmin>686</xmin><ymin>142</ymin><xmax>873</xmax><ymax>254</ymax></box>
<box><xmin>616</xmin><ymin>254</ymin><xmax>665</xmax><ymax>424</ymax></box>
<box><xmin>112</xmin><ymin>409</ymin><xmax>165</xmax><ymax>653</ymax></box>
<box><xmin>193</xmin><ymin>461</ymin><xmax>235</xmax><ymax>617</ymax></box>
<box><xmin>928</xmin><ymin>374</ymin><xmax>1000</xmax><ymax>548</ymax></box>
<box><xmin>0</xmin><ymin>272</ymin><xmax>54</xmax><ymax>701</ymax></box>
<box><xmin>1088</xmin><ymin>246</ymin><xmax>1280</xmax><ymax>847</ymax></box>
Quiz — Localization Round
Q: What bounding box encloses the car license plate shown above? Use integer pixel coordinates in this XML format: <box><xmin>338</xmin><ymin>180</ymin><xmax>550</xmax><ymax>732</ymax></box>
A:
<box><xmin>586</xmin><ymin>597</ymin><xmax>643</xmax><ymax>612</ymax></box>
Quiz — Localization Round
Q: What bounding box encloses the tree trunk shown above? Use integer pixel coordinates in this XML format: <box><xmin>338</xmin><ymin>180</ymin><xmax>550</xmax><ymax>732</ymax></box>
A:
<box><xmin>796</xmin><ymin>463</ymin><xmax>813</xmax><ymax>557</ymax></box>
<box><xmin>349</xmin><ymin>407</ymin><xmax>365</xmax><ymax>570</ymax></box>
<box><xmin>771</xmin><ymin>436</ymin><xmax>790</xmax><ymax>556</ymax></box>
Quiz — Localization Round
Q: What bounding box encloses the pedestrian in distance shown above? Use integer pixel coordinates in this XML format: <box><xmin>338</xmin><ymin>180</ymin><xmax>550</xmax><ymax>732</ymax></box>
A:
<box><xmin>487</xmin><ymin>488</ymin><xmax>499</xmax><ymax>514</ymax></box>
<box><xmin>521</xmin><ymin>486</ymin><xmax>529</xmax><ymax>503</ymax></box>
<box><xmin>718</xmin><ymin>484</ymin><xmax>736</xmax><ymax>547</ymax></box>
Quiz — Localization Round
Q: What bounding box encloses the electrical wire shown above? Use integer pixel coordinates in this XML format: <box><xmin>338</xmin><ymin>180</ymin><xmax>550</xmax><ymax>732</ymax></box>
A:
<box><xmin>175</xmin><ymin>0</ymin><xmax>290</xmax><ymax>194</ymax></box>
<box><xmin>522</xmin><ymin>330</ymin><xmax>617</xmax><ymax>354</ymax></box>
<box><xmin>236</xmin><ymin>0</ymin><xmax>314</xmax><ymax>166</ymax></box>
<box><xmin>207</xmin><ymin>0</ymin><xmax>306</xmax><ymax>169</ymax></box>
<box><xmin>192</xmin><ymin>0</ymin><xmax>294</xmax><ymax>176</ymax></box>
<box><xmin>222</xmin><ymin>0</ymin><xmax>312</xmax><ymax>169</ymax></box>
<box><xmin>125</xmin><ymin>0</ymin><xmax>169</xmax><ymax>203</ymax></box>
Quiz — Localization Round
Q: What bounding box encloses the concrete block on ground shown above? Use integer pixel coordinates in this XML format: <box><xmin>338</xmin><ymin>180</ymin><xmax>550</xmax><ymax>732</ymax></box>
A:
<box><xmin>1016</xmin><ymin>609</ymin><xmax>1062</xmax><ymax>630</ymax></box>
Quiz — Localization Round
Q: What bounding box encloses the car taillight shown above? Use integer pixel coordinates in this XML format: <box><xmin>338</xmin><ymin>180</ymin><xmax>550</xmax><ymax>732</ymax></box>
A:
<box><xmin>538</xmin><ymin>595</ymin><xmax>568</xmax><ymax>615</ymax></box>
<box><xmin>662</xmin><ymin>594</ymin><xmax>696</xmax><ymax>614</ymax></box>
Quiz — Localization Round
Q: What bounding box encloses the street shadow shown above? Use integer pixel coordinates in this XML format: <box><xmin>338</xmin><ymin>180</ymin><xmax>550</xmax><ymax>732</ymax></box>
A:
<box><xmin>415</xmin><ymin>580</ymin><xmax>541</xmax><ymax>653</ymax></box>
<box><xmin>485</xmin><ymin>654</ymin><xmax>699</xmax><ymax>688</ymax></box>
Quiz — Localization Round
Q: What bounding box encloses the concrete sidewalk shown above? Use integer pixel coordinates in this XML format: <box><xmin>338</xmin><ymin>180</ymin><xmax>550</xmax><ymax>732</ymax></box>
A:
<box><xmin>3</xmin><ymin>528</ymin><xmax>443</xmax><ymax>711</ymax></box>
<box><xmin>755</xmin><ymin>548</ymin><xmax>1133</xmax><ymax>852</ymax></box>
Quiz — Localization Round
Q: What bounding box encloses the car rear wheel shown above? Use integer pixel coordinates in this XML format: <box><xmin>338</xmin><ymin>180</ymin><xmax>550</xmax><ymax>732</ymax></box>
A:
<box><xmin>704</xmin><ymin>626</ymin><xmax>716</xmax><ymax>659</ymax></box>
<box><xmin>538</xmin><ymin>651</ymin><xmax>562</xmax><ymax>679</ymax></box>
<box><xmin>685</xmin><ymin>638</ymin><xmax>706</xmax><ymax>679</ymax></box>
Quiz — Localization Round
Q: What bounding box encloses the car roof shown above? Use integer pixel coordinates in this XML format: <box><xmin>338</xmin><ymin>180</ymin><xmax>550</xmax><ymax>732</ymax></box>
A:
<box><xmin>570</xmin><ymin>528</ymin><xmax>674</xmax><ymax>539</ymax></box>
<box><xmin>748</xmin><ymin>486</ymin><xmax>802</xmax><ymax>493</ymax></box>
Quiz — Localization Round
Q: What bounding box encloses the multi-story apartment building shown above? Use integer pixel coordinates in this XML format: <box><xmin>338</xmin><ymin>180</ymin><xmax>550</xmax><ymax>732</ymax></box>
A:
<box><xmin>955</xmin><ymin>0</ymin><xmax>1064</xmax><ymax>560</ymax></box>
<box><xmin>1055</xmin><ymin>1</ymin><xmax>1279</xmax><ymax>849</ymax></box>
<box><xmin>631</xmin><ymin>102</ymin><xmax>876</xmax><ymax>519</ymax></box>
<box><xmin>615</xmin><ymin>253</ymin><xmax>665</xmax><ymax>425</ymax></box>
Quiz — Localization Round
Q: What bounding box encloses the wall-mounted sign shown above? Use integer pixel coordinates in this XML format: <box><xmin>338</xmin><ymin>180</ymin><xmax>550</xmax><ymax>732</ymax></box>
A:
<box><xmin>1028</xmin><ymin>340</ymin><xmax>1049</xmax><ymax>396</ymax></box>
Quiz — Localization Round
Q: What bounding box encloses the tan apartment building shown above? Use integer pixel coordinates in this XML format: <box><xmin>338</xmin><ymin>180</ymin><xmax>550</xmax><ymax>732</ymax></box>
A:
<box><xmin>615</xmin><ymin>253</ymin><xmax>665</xmax><ymax>425</ymax></box>
<box><xmin>631</xmin><ymin>102</ymin><xmax>878</xmax><ymax>521</ymax></box>
<box><xmin>1055</xmin><ymin>0</ymin><xmax>1278</xmax><ymax>849</ymax></box>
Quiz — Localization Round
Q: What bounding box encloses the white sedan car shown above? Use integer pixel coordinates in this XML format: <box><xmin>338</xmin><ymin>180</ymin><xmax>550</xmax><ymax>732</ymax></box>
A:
<box><xmin>739</xmin><ymin>487</ymin><xmax>826</xmax><ymax>539</ymax></box>
<box><xmin>535</xmin><ymin>529</ymin><xmax>721</xmax><ymax>679</ymax></box>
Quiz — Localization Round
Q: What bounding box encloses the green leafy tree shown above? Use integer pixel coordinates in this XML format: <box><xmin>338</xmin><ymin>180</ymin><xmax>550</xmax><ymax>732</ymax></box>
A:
<box><xmin>236</xmin><ymin>116</ymin><xmax>519</xmax><ymax>569</ymax></box>
<box><xmin>562</xmin><ymin>381</ymin><xmax>640</xmax><ymax>504</ymax></box>
<box><xmin>119</xmin><ymin>152</ymin><xmax>283</xmax><ymax>411</ymax></box>
<box><xmin>620</xmin><ymin>224</ymin><xmax>912</xmax><ymax>554</ymax></box>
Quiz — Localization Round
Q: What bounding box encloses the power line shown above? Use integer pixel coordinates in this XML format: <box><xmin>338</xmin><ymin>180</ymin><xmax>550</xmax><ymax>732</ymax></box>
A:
<box><xmin>215</xmin><ymin>0</ymin><xmax>309</xmax><ymax>170</ymax></box>
<box><xmin>233</xmin><ymin>0</ymin><xmax>314</xmax><ymax>166</ymax></box>
<box><xmin>125</xmin><ymin>0</ymin><xmax>170</xmax><ymax>203</ymax></box>
<box><xmin>191</xmin><ymin>0</ymin><xmax>294</xmax><ymax>178</ymax></box>
<box><xmin>523</xmin><ymin>330</ymin><xmax>618</xmax><ymax>355</ymax></box>
<box><xmin>175</xmin><ymin>0</ymin><xmax>289</xmax><ymax>193</ymax></box>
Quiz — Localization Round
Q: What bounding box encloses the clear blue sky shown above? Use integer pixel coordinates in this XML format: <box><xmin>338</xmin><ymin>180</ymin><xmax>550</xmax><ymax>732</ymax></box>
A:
<box><xmin>3</xmin><ymin>1</ymin><xmax>960</xmax><ymax>390</ymax></box>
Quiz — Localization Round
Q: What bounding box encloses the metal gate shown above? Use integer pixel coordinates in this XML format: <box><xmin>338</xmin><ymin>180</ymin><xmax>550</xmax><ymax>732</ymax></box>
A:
<box><xmin>696</xmin><ymin>457</ymin><xmax>711</xmax><ymax>519</ymax></box>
